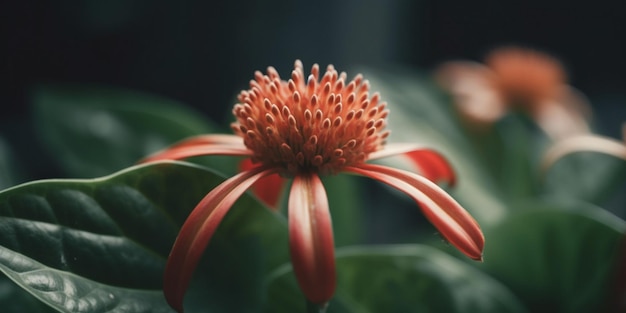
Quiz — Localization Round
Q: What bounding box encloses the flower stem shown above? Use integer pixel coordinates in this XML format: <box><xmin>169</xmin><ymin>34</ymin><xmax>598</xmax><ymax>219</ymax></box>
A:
<box><xmin>306</xmin><ymin>300</ymin><xmax>328</xmax><ymax>313</ymax></box>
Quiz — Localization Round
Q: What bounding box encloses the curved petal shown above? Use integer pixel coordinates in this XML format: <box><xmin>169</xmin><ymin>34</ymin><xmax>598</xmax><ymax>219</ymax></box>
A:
<box><xmin>239</xmin><ymin>158</ymin><xmax>287</xmax><ymax>210</ymax></box>
<box><xmin>541</xmin><ymin>134</ymin><xmax>626</xmax><ymax>172</ymax></box>
<box><xmin>289</xmin><ymin>173</ymin><xmax>336</xmax><ymax>304</ymax></box>
<box><xmin>345</xmin><ymin>164</ymin><xmax>484</xmax><ymax>261</ymax></box>
<box><xmin>532</xmin><ymin>96</ymin><xmax>591</xmax><ymax>141</ymax></box>
<box><xmin>168</xmin><ymin>134</ymin><xmax>245</xmax><ymax>148</ymax></box>
<box><xmin>139</xmin><ymin>144</ymin><xmax>252</xmax><ymax>164</ymax></box>
<box><xmin>434</xmin><ymin>61</ymin><xmax>506</xmax><ymax>128</ymax></box>
<box><xmin>368</xmin><ymin>143</ymin><xmax>457</xmax><ymax>186</ymax></box>
<box><xmin>164</xmin><ymin>166</ymin><xmax>278</xmax><ymax>313</ymax></box>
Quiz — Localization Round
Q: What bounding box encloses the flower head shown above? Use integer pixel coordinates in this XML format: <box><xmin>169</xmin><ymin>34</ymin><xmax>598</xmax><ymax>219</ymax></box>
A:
<box><xmin>141</xmin><ymin>60</ymin><xmax>484</xmax><ymax>312</ymax></box>
<box><xmin>231</xmin><ymin>61</ymin><xmax>389</xmax><ymax>176</ymax></box>
<box><xmin>485</xmin><ymin>46</ymin><xmax>566</xmax><ymax>106</ymax></box>
<box><xmin>436</xmin><ymin>46</ymin><xmax>591</xmax><ymax>139</ymax></box>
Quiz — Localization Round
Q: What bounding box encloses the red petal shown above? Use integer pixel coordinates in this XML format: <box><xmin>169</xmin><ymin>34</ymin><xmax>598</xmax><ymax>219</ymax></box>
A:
<box><xmin>346</xmin><ymin>164</ymin><xmax>484</xmax><ymax>261</ymax></box>
<box><xmin>168</xmin><ymin>134</ymin><xmax>245</xmax><ymax>148</ymax></box>
<box><xmin>139</xmin><ymin>144</ymin><xmax>251</xmax><ymax>164</ymax></box>
<box><xmin>239</xmin><ymin>158</ymin><xmax>286</xmax><ymax>210</ymax></box>
<box><xmin>163</xmin><ymin>166</ymin><xmax>277</xmax><ymax>313</ymax></box>
<box><xmin>368</xmin><ymin>144</ymin><xmax>457</xmax><ymax>186</ymax></box>
<box><xmin>288</xmin><ymin>173</ymin><xmax>336</xmax><ymax>304</ymax></box>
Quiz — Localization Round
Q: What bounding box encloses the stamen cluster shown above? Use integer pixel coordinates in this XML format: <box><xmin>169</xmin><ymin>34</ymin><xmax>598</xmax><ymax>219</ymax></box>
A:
<box><xmin>231</xmin><ymin>60</ymin><xmax>390</xmax><ymax>176</ymax></box>
<box><xmin>485</xmin><ymin>47</ymin><xmax>566</xmax><ymax>105</ymax></box>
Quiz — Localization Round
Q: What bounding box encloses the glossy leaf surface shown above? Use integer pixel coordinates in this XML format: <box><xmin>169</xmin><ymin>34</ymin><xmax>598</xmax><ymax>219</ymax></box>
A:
<box><xmin>0</xmin><ymin>161</ymin><xmax>289</xmax><ymax>313</ymax></box>
<box><xmin>483</xmin><ymin>201</ymin><xmax>626</xmax><ymax>313</ymax></box>
<box><xmin>265</xmin><ymin>244</ymin><xmax>527</xmax><ymax>313</ymax></box>
<box><xmin>32</xmin><ymin>85</ymin><xmax>217</xmax><ymax>178</ymax></box>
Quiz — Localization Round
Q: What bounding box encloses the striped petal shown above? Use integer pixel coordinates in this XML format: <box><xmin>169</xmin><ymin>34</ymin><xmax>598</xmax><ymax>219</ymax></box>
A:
<box><xmin>167</xmin><ymin>134</ymin><xmax>245</xmax><ymax>148</ymax></box>
<box><xmin>139</xmin><ymin>143</ymin><xmax>251</xmax><ymax>164</ymax></box>
<box><xmin>164</xmin><ymin>166</ymin><xmax>277</xmax><ymax>313</ymax></box>
<box><xmin>368</xmin><ymin>143</ymin><xmax>457</xmax><ymax>186</ymax></box>
<box><xmin>239</xmin><ymin>158</ymin><xmax>286</xmax><ymax>210</ymax></box>
<box><xmin>346</xmin><ymin>163</ymin><xmax>484</xmax><ymax>261</ymax></box>
<box><xmin>289</xmin><ymin>173</ymin><xmax>336</xmax><ymax>304</ymax></box>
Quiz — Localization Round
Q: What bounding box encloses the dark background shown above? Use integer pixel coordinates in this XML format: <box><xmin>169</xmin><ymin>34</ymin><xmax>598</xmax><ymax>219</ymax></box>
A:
<box><xmin>4</xmin><ymin>0</ymin><xmax>626</xmax><ymax>136</ymax></box>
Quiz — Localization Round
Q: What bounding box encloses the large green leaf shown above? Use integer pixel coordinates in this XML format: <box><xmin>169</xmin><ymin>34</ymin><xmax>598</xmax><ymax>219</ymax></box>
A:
<box><xmin>265</xmin><ymin>244</ymin><xmax>528</xmax><ymax>313</ymax></box>
<box><xmin>0</xmin><ymin>273</ymin><xmax>57</xmax><ymax>313</ymax></box>
<box><xmin>0</xmin><ymin>161</ymin><xmax>289</xmax><ymax>312</ymax></box>
<box><xmin>483</xmin><ymin>200</ymin><xmax>626</xmax><ymax>313</ymax></box>
<box><xmin>32</xmin><ymin>84</ymin><xmax>219</xmax><ymax>178</ymax></box>
<box><xmin>543</xmin><ymin>151</ymin><xmax>626</xmax><ymax>218</ymax></box>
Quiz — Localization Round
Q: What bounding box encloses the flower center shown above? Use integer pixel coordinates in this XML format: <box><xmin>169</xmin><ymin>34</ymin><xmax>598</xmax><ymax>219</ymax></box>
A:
<box><xmin>231</xmin><ymin>60</ymin><xmax>390</xmax><ymax>176</ymax></box>
<box><xmin>485</xmin><ymin>47</ymin><xmax>565</xmax><ymax>106</ymax></box>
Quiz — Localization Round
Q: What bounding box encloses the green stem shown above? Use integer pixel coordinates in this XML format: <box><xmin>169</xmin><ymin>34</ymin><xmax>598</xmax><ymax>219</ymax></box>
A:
<box><xmin>306</xmin><ymin>300</ymin><xmax>329</xmax><ymax>313</ymax></box>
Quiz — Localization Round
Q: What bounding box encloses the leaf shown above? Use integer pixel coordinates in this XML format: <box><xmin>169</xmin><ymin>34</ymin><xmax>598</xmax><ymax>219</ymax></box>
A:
<box><xmin>0</xmin><ymin>251</ymin><xmax>173</xmax><ymax>313</ymax></box>
<box><xmin>265</xmin><ymin>244</ymin><xmax>528</xmax><ymax>313</ymax></box>
<box><xmin>0</xmin><ymin>273</ymin><xmax>57</xmax><ymax>313</ymax></box>
<box><xmin>543</xmin><ymin>151</ymin><xmax>626</xmax><ymax>218</ymax></box>
<box><xmin>483</xmin><ymin>200</ymin><xmax>626</xmax><ymax>313</ymax></box>
<box><xmin>0</xmin><ymin>161</ymin><xmax>289</xmax><ymax>312</ymax></box>
<box><xmin>322</xmin><ymin>174</ymin><xmax>365</xmax><ymax>247</ymax></box>
<box><xmin>32</xmin><ymin>84</ymin><xmax>219</xmax><ymax>178</ymax></box>
<box><xmin>0</xmin><ymin>137</ymin><xmax>22</xmax><ymax>190</ymax></box>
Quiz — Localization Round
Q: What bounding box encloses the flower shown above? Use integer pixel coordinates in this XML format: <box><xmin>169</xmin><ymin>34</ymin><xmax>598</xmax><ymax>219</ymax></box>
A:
<box><xmin>435</xmin><ymin>46</ymin><xmax>591</xmax><ymax>140</ymax></box>
<box><xmin>141</xmin><ymin>60</ymin><xmax>484</xmax><ymax>312</ymax></box>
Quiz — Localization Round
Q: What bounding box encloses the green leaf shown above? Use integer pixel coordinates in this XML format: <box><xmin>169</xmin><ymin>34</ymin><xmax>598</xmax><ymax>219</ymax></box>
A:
<box><xmin>0</xmin><ymin>137</ymin><xmax>21</xmax><ymax>190</ymax></box>
<box><xmin>32</xmin><ymin>84</ymin><xmax>218</xmax><ymax>178</ymax></box>
<box><xmin>323</xmin><ymin>174</ymin><xmax>365</xmax><ymax>247</ymax></box>
<box><xmin>483</xmin><ymin>200</ymin><xmax>626</xmax><ymax>313</ymax></box>
<box><xmin>543</xmin><ymin>151</ymin><xmax>626</xmax><ymax>217</ymax></box>
<box><xmin>0</xmin><ymin>273</ymin><xmax>57</xmax><ymax>313</ymax></box>
<box><xmin>265</xmin><ymin>244</ymin><xmax>528</xmax><ymax>313</ymax></box>
<box><xmin>485</xmin><ymin>115</ymin><xmax>539</xmax><ymax>201</ymax></box>
<box><xmin>0</xmin><ymin>161</ymin><xmax>289</xmax><ymax>312</ymax></box>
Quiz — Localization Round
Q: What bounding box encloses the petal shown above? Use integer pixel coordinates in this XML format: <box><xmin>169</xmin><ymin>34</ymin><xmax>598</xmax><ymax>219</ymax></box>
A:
<box><xmin>168</xmin><ymin>134</ymin><xmax>245</xmax><ymax>148</ymax></box>
<box><xmin>541</xmin><ymin>134</ymin><xmax>626</xmax><ymax>172</ymax></box>
<box><xmin>346</xmin><ymin>163</ymin><xmax>484</xmax><ymax>261</ymax></box>
<box><xmin>139</xmin><ymin>143</ymin><xmax>251</xmax><ymax>164</ymax></box>
<box><xmin>532</xmin><ymin>90</ymin><xmax>591</xmax><ymax>141</ymax></box>
<box><xmin>239</xmin><ymin>158</ymin><xmax>287</xmax><ymax>210</ymax></box>
<box><xmin>434</xmin><ymin>61</ymin><xmax>506</xmax><ymax>127</ymax></box>
<box><xmin>164</xmin><ymin>166</ymin><xmax>277</xmax><ymax>313</ymax></box>
<box><xmin>289</xmin><ymin>173</ymin><xmax>336</xmax><ymax>304</ymax></box>
<box><xmin>368</xmin><ymin>143</ymin><xmax>457</xmax><ymax>186</ymax></box>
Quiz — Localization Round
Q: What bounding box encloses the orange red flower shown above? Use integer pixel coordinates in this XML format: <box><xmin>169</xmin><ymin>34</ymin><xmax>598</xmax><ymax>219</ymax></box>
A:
<box><xmin>436</xmin><ymin>46</ymin><xmax>592</xmax><ymax>140</ymax></box>
<box><xmin>141</xmin><ymin>60</ymin><xmax>484</xmax><ymax>312</ymax></box>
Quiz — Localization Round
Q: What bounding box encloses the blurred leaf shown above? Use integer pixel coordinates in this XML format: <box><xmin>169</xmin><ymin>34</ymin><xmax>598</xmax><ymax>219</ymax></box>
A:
<box><xmin>483</xmin><ymin>200</ymin><xmax>626</xmax><ymax>313</ymax></box>
<box><xmin>0</xmin><ymin>137</ymin><xmax>22</xmax><ymax>190</ymax></box>
<box><xmin>486</xmin><ymin>115</ymin><xmax>539</xmax><ymax>201</ymax></box>
<box><xmin>543</xmin><ymin>151</ymin><xmax>626</xmax><ymax>217</ymax></box>
<box><xmin>266</xmin><ymin>244</ymin><xmax>528</xmax><ymax>313</ymax></box>
<box><xmin>357</xmin><ymin>66</ymin><xmax>508</xmax><ymax>226</ymax></box>
<box><xmin>0</xmin><ymin>161</ymin><xmax>289</xmax><ymax>312</ymax></box>
<box><xmin>323</xmin><ymin>174</ymin><xmax>365</xmax><ymax>247</ymax></box>
<box><xmin>32</xmin><ymin>84</ymin><xmax>219</xmax><ymax>178</ymax></box>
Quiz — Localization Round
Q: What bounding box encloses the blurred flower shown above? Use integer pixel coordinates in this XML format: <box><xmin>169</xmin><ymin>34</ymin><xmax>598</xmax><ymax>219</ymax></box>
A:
<box><xmin>436</xmin><ymin>46</ymin><xmax>592</xmax><ymax>140</ymax></box>
<box><xmin>142</xmin><ymin>60</ymin><xmax>484</xmax><ymax>312</ymax></box>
